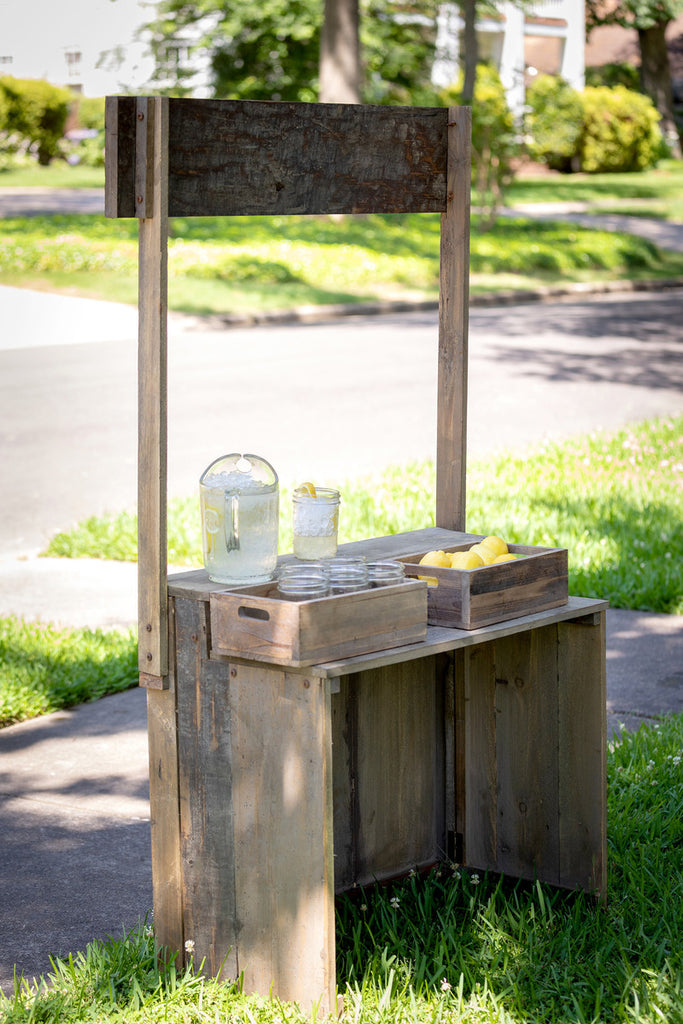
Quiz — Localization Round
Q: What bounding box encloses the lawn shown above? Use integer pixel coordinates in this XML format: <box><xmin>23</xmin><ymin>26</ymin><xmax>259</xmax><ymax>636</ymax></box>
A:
<box><xmin>45</xmin><ymin>415</ymin><xmax>683</xmax><ymax>616</ymax></box>
<box><xmin>508</xmin><ymin>158</ymin><xmax>683</xmax><ymax>220</ymax></box>
<box><xmin>1</xmin><ymin>159</ymin><xmax>683</xmax><ymax>313</ymax></box>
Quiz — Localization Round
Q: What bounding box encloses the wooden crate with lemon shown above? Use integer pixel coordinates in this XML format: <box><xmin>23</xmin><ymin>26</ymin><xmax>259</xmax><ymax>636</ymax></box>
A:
<box><xmin>400</xmin><ymin>534</ymin><xmax>568</xmax><ymax>630</ymax></box>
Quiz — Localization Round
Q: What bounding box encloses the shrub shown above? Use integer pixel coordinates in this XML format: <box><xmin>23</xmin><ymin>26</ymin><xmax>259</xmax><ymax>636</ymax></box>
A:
<box><xmin>580</xmin><ymin>84</ymin><xmax>662</xmax><ymax>172</ymax></box>
<box><xmin>0</xmin><ymin>76</ymin><xmax>73</xmax><ymax>165</ymax></box>
<box><xmin>524</xmin><ymin>74</ymin><xmax>584</xmax><ymax>171</ymax></box>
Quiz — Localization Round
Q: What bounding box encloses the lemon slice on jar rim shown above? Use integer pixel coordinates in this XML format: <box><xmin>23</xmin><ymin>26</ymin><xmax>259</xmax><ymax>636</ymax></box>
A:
<box><xmin>296</xmin><ymin>481</ymin><xmax>317</xmax><ymax>497</ymax></box>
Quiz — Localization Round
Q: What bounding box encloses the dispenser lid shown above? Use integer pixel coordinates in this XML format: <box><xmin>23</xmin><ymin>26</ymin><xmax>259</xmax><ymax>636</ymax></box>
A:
<box><xmin>200</xmin><ymin>453</ymin><xmax>278</xmax><ymax>491</ymax></box>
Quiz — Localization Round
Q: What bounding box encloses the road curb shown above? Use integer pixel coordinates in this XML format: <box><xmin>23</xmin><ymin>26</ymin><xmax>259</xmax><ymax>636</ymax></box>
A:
<box><xmin>168</xmin><ymin>275</ymin><xmax>683</xmax><ymax>330</ymax></box>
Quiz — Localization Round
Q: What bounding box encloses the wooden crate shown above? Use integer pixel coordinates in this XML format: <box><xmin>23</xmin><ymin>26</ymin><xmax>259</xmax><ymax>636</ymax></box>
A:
<box><xmin>209</xmin><ymin>579</ymin><xmax>428</xmax><ymax>667</ymax></box>
<box><xmin>399</xmin><ymin>542</ymin><xmax>568</xmax><ymax>629</ymax></box>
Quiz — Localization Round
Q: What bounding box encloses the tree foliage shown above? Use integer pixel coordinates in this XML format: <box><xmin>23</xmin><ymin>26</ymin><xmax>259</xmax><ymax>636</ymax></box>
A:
<box><xmin>586</xmin><ymin>0</ymin><xmax>683</xmax><ymax>153</ymax></box>
<box><xmin>0</xmin><ymin>76</ymin><xmax>73</xmax><ymax>165</ymax></box>
<box><xmin>144</xmin><ymin>0</ymin><xmax>440</xmax><ymax>104</ymax></box>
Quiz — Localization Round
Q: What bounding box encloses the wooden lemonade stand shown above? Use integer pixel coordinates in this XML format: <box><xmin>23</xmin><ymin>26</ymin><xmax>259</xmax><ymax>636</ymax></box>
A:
<box><xmin>105</xmin><ymin>97</ymin><xmax>607</xmax><ymax>1013</ymax></box>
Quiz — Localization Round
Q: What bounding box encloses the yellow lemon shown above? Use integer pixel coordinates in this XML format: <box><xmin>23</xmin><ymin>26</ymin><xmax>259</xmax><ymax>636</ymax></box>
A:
<box><xmin>480</xmin><ymin>535</ymin><xmax>508</xmax><ymax>557</ymax></box>
<box><xmin>458</xmin><ymin>550</ymin><xmax>485</xmax><ymax>569</ymax></box>
<box><xmin>418</xmin><ymin>550</ymin><xmax>451</xmax><ymax>569</ymax></box>
<box><xmin>468</xmin><ymin>543</ymin><xmax>496</xmax><ymax>565</ymax></box>
<box><xmin>493</xmin><ymin>553</ymin><xmax>517</xmax><ymax>563</ymax></box>
<box><xmin>417</xmin><ymin>575</ymin><xmax>439</xmax><ymax>587</ymax></box>
<box><xmin>449</xmin><ymin>551</ymin><xmax>469</xmax><ymax>568</ymax></box>
<box><xmin>297</xmin><ymin>481</ymin><xmax>317</xmax><ymax>497</ymax></box>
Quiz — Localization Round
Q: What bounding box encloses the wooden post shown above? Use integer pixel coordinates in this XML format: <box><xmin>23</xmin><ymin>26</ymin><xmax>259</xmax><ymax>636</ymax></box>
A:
<box><xmin>136</xmin><ymin>96</ymin><xmax>169</xmax><ymax>679</ymax></box>
<box><xmin>437</xmin><ymin>106</ymin><xmax>471</xmax><ymax>531</ymax></box>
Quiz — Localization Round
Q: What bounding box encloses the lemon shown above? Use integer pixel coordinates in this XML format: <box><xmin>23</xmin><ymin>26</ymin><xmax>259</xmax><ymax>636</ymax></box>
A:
<box><xmin>419</xmin><ymin>550</ymin><xmax>451</xmax><ymax>569</ymax></box>
<box><xmin>296</xmin><ymin>481</ymin><xmax>317</xmax><ymax>497</ymax></box>
<box><xmin>468</xmin><ymin>543</ymin><xmax>496</xmax><ymax>565</ymax></box>
<box><xmin>493</xmin><ymin>553</ymin><xmax>517</xmax><ymax>563</ymax></box>
<box><xmin>480</xmin><ymin>535</ymin><xmax>508</xmax><ymax>557</ymax></box>
<box><xmin>450</xmin><ymin>551</ymin><xmax>469</xmax><ymax>568</ymax></box>
<box><xmin>417</xmin><ymin>575</ymin><xmax>439</xmax><ymax>587</ymax></box>
<box><xmin>458</xmin><ymin>550</ymin><xmax>485</xmax><ymax>569</ymax></box>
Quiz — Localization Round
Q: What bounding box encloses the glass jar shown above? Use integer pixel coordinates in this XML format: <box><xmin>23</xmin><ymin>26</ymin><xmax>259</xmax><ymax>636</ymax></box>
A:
<box><xmin>367</xmin><ymin>560</ymin><xmax>406</xmax><ymax>587</ymax></box>
<box><xmin>276</xmin><ymin>563</ymin><xmax>329</xmax><ymax>601</ymax></box>
<box><xmin>292</xmin><ymin>487</ymin><xmax>340</xmax><ymax>560</ymax></box>
<box><xmin>326</xmin><ymin>562</ymin><xmax>369</xmax><ymax>595</ymax></box>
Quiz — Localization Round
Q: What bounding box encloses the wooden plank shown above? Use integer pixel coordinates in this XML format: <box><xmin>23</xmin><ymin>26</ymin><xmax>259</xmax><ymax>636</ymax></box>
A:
<box><xmin>166</xmin><ymin>99</ymin><xmax>448</xmax><ymax>216</ymax></box>
<box><xmin>137</xmin><ymin>95</ymin><xmax>169</xmax><ymax>677</ymax></box>
<box><xmin>105</xmin><ymin>98</ymin><xmax>451</xmax><ymax>218</ymax></box>
<box><xmin>558</xmin><ymin>613</ymin><xmax>607</xmax><ymax>897</ymax></box>
<box><xmin>459</xmin><ymin>643</ymin><xmax>497</xmax><ymax>869</ymax></box>
<box><xmin>436</xmin><ymin>106</ymin><xmax>471</xmax><ymax>531</ymax></box>
<box><xmin>174</xmin><ymin>597</ymin><xmax>238</xmax><ymax>979</ymax></box>
<box><xmin>494</xmin><ymin>628</ymin><xmax>560</xmax><ymax>884</ymax></box>
<box><xmin>230</xmin><ymin>664</ymin><xmax>336</xmax><ymax>1011</ymax></box>
<box><xmin>145</xmin><ymin>597</ymin><xmax>183</xmax><ymax>960</ymax></box>
<box><xmin>331</xmin><ymin>675</ymin><xmax>356</xmax><ymax>891</ymax></box>
<box><xmin>344</xmin><ymin>658</ymin><xmax>444</xmax><ymax>887</ymax></box>
<box><xmin>104</xmin><ymin>96</ymin><xmax>136</xmax><ymax>218</ymax></box>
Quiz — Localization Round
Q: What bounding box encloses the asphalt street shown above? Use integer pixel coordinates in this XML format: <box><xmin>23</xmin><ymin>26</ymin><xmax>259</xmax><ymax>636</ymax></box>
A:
<box><xmin>1</xmin><ymin>286</ymin><xmax>683</xmax><ymax>557</ymax></box>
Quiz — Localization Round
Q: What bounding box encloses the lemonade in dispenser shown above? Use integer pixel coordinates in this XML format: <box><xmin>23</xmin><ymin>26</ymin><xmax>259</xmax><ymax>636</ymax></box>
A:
<box><xmin>200</xmin><ymin>453</ymin><xmax>279</xmax><ymax>584</ymax></box>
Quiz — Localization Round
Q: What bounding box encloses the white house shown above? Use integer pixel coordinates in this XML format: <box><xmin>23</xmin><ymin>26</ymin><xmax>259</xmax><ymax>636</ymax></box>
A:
<box><xmin>433</xmin><ymin>0</ymin><xmax>585</xmax><ymax>119</ymax></box>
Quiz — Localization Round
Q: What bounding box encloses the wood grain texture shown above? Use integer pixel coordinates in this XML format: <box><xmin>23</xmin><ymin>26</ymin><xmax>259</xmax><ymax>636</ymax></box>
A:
<box><xmin>331</xmin><ymin>658</ymin><xmax>446</xmax><ymax>889</ymax></box>
<box><xmin>106</xmin><ymin>98</ymin><xmax>450</xmax><ymax>217</ymax></box>
<box><xmin>558</xmin><ymin>614</ymin><xmax>607</xmax><ymax>897</ymax></box>
<box><xmin>104</xmin><ymin>96</ymin><xmax>136</xmax><ymax>218</ymax></box>
<box><xmin>459</xmin><ymin>643</ymin><xmax>497</xmax><ymax>868</ymax></box>
<box><xmin>137</xmin><ymin>96</ymin><xmax>169</xmax><ymax>676</ymax></box>
<box><xmin>437</xmin><ymin>107</ymin><xmax>471</xmax><ymax>531</ymax></box>
<box><xmin>174</xmin><ymin>598</ymin><xmax>239</xmax><ymax>979</ymax></box>
<box><xmin>494</xmin><ymin>627</ymin><xmax>560</xmax><ymax>883</ymax></box>
<box><xmin>229</xmin><ymin>664</ymin><xmax>336</xmax><ymax>1011</ymax></box>
<box><xmin>145</xmin><ymin>598</ymin><xmax>183</xmax><ymax>961</ymax></box>
<box><xmin>209</xmin><ymin>580</ymin><xmax>428</xmax><ymax>666</ymax></box>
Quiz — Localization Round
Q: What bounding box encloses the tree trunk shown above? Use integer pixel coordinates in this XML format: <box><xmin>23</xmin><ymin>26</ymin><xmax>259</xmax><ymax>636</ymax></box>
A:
<box><xmin>460</xmin><ymin>0</ymin><xmax>478</xmax><ymax>105</ymax></box>
<box><xmin>319</xmin><ymin>0</ymin><xmax>361</xmax><ymax>103</ymax></box>
<box><xmin>638</xmin><ymin>22</ymin><xmax>682</xmax><ymax>158</ymax></box>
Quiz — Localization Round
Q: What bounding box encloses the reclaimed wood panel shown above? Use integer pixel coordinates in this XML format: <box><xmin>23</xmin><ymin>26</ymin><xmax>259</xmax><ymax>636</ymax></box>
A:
<box><xmin>353</xmin><ymin>658</ymin><xmax>445</xmax><ymax>884</ymax></box>
<box><xmin>437</xmin><ymin>106</ymin><xmax>471</xmax><ymax>532</ymax></box>
<box><xmin>458</xmin><ymin>643</ymin><xmax>497</xmax><ymax>868</ymax></box>
<box><xmin>145</xmin><ymin>599</ymin><xmax>183</xmax><ymax>959</ymax></box>
<box><xmin>105</xmin><ymin>97</ymin><xmax>450</xmax><ymax>217</ymax></box>
<box><xmin>229</xmin><ymin>663</ymin><xmax>336</xmax><ymax>1012</ymax></box>
<box><xmin>558</xmin><ymin>614</ymin><xmax>607</xmax><ymax>897</ymax></box>
<box><xmin>494</xmin><ymin>628</ymin><xmax>560</xmax><ymax>883</ymax></box>
<box><xmin>137</xmin><ymin>95</ymin><xmax>169</xmax><ymax>677</ymax></box>
<box><xmin>332</xmin><ymin>658</ymin><xmax>446</xmax><ymax>889</ymax></box>
<box><xmin>174</xmin><ymin>597</ymin><xmax>238</xmax><ymax>980</ymax></box>
<box><xmin>104</xmin><ymin>96</ymin><xmax>137</xmax><ymax>218</ymax></box>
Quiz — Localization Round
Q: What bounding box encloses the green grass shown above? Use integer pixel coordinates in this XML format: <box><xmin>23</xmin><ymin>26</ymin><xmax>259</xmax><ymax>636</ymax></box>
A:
<box><xmin>508</xmin><ymin>158</ymin><xmax>683</xmax><ymax>220</ymax></box>
<box><xmin>0</xmin><ymin>163</ymin><xmax>105</xmax><ymax>188</ymax></box>
<box><xmin>0</xmin><ymin>618</ymin><xmax>137</xmax><ymax>728</ymax></box>
<box><xmin>3</xmin><ymin>711</ymin><xmax>683</xmax><ymax>1022</ymax></box>
<box><xmin>1</xmin><ymin>205</ymin><xmax>683</xmax><ymax>313</ymax></box>
<box><xmin>45</xmin><ymin>415</ymin><xmax>683</xmax><ymax>615</ymax></box>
